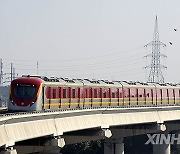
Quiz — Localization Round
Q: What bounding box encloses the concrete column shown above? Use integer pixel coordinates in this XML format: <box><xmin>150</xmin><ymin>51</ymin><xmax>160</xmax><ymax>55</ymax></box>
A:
<box><xmin>115</xmin><ymin>142</ymin><xmax>124</xmax><ymax>154</ymax></box>
<box><xmin>104</xmin><ymin>138</ymin><xmax>124</xmax><ymax>154</ymax></box>
<box><xmin>153</xmin><ymin>144</ymin><xmax>170</xmax><ymax>154</ymax></box>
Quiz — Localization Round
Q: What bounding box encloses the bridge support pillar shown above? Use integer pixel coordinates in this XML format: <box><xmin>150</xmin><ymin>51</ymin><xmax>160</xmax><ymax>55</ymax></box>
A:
<box><xmin>153</xmin><ymin>144</ymin><xmax>170</xmax><ymax>154</ymax></box>
<box><xmin>104</xmin><ymin>138</ymin><xmax>124</xmax><ymax>154</ymax></box>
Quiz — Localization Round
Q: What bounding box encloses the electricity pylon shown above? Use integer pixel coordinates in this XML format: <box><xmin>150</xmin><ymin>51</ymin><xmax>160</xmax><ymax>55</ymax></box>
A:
<box><xmin>144</xmin><ymin>15</ymin><xmax>167</xmax><ymax>83</ymax></box>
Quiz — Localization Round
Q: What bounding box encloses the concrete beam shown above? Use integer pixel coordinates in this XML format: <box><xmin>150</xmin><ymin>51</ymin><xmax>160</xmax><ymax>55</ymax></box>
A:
<box><xmin>0</xmin><ymin>147</ymin><xmax>17</xmax><ymax>154</ymax></box>
<box><xmin>14</xmin><ymin>146</ymin><xmax>61</xmax><ymax>154</ymax></box>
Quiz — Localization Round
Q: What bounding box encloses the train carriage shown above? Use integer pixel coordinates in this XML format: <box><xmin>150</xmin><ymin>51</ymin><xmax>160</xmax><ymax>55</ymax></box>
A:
<box><xmin>8</xmin><ymin>75</ymin><xmax>180</xmax><ymax>112</ymax></box>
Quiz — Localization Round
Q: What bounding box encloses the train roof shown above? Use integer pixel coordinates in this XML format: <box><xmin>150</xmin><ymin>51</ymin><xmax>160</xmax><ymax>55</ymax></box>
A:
<box><xmin>21</xmin><ymin>75</ymin><xmax>180</xmax><ymax>88</ymax></box>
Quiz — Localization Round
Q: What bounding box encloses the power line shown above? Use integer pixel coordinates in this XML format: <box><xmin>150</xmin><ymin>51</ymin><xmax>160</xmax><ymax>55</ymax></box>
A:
<box><xmin>2</xmin><ymin>46</ymin><xmax>143</xmax><ymax>63</ymax></box>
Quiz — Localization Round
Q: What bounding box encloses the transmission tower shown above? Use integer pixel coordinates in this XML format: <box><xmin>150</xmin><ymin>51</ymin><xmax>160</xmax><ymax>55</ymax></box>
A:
<box><xmin>0</xmin><ymin>59</ymin><xmax>3</xmax><ymax>85</ymax></box>
<box><xmin>144</xmin><ymin>16</ymin><xmax>167</xmax><ymax>83</ymax></box>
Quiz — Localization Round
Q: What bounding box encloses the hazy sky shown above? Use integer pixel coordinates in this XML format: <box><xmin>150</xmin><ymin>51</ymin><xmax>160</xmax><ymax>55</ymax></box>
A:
<box><xmin>0</xmin><ymin>0</ymin><xmax>180</xmax><ymax>84</ymax></box>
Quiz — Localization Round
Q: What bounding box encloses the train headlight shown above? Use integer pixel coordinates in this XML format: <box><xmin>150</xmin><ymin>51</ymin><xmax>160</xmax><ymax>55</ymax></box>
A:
<box><xmin>11</xmin><ymin>101</ymin><xmax>15</xmax><ymax>105</ymax></box>
<box><xmin>30</xmin><ymin>102</ymin><xmax>35</xmax><ymax>106</ymax></box>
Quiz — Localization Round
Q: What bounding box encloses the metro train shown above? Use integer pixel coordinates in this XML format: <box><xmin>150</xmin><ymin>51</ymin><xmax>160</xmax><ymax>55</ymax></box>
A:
<box><xmin>8</xmin><ymin>75</ymin><xmax>180</xmax><ymax>111</ymax></box>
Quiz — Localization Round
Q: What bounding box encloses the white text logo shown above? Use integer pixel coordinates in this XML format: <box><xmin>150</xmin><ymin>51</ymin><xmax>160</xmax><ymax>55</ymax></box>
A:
<box><xmin>145</xmin><ymin>134</ymin><xmax>180</xmax><ymax>145</ymax></box>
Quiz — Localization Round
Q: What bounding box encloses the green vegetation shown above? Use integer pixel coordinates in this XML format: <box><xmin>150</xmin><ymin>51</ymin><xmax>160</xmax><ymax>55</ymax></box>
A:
<box><xmin>61</xmin><ymin>135</ymin><xmax>180</xmax><ymax>154</ymax></box>
<box><xmin>61</xmin><ymin>140</ymin><xmax>103</xmax><ymax>154</ymax></box>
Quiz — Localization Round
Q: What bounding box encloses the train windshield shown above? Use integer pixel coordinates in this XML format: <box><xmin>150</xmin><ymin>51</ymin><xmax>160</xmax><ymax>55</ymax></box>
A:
<box><xmin>14</xmin><ymin>84</ymin><xmax>36</xmax><ymax>99</ymax></box>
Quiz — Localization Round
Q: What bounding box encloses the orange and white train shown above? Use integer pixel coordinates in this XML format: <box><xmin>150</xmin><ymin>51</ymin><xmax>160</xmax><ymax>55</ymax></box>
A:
<box><xmin>8</xmin><ymin>75</ymin><xmax>180</xmax><ymax>111</ymax></box>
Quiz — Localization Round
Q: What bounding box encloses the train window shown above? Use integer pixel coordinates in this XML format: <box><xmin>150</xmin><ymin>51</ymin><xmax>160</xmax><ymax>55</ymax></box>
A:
<box><xmin>68</xmin><ymin>87</ymin><xmax>71</xmax><ymax>98</ymax></box>
<box><xmin>144</xmin><ymin>89</ymin><xmax>146</xmax><ymax>97</ymax></box>
<box><xmin>72</xmin><ymin>89</ymin><xmax>75</xmax><ymax>98</ymax></box>
<box><xmin>128</xmin><ymin>88</ymin><xmax>130</xmax><ymax>97</ymax></box>
<box><xmin>175</xmin><ymin>89</ymin><xmax>179</xmax><ymax>99</ymax></box>
<box><xmin>59</xmin><ymin>87</ymin><xmax>61</xmax><ymax>98</ymax></box>
<box><xmin>145</xmin><ymin>89</ymin><xmax>149</xmax><ymax>97</ymax></box>
<box><xmin>111</xmin><ymin>88</ymin><xmax>117</xmax><ymax>98</ymax></box>
<box><xmin>104</xmin><ymin>92</ymin><xmax>106</xmax><ymax>98</ymax></box>
<box><xmin>45</xmin><ymin>87</ymin><xmax>50</xmax><ymax>99</ymax></box>
<box><xmin>103</xmin><ymin>88</ymin><xmax>106</xmax><ymax>98</ymax></box>
<box><xmin>14</xmin><ymin>84</ymin><xmax>36</xmax><ymax>99</ymax></box>
<box><xmin>130</xmin><ymin>88</ymin><xmax>137</xmax><ymax>98</ymax></box>
<box><xmin>94</xmin><ymin>89</ymin><xmax>97</xmax><ymax>98</ymax></box>
<box><xmin>63</xmin><ymin>89</ymin><xmax>66</xmax><ymax>98</ymax></box>
<box><xmin>160</xmin><ymin>89</ymin><xmax>162</xmax><ymax>97</ymax></box>
<box><xmin>100</xmin><ymin>88</ymin><xmax>102</xmax><ymax>98</ymax></box>
<box><xmin>116</xmin><ymin>89</ymin><xmax>119</xmax><ymax>98</ymax></box>
<box><xmin>119</xmin><ymin>92</ymin><xmax>122</xmax><ymax>98</ymax></box>
<box><xmin>112</xmin><ymin>92</ymin><xmax>115</xmax><ymax>98</ymax></box>
<box><xmin>167</xmin><ymin>89</ymin><xmax>169</xmax><ymax>98</ymax></box>
<box><xmin>123</xmin><ymin>88</ymin><xmax>129</xmax><ymax>98</ymax></box>
<box><xmin>89</xmin><ymin>88</ymin><xmax>92</xmax><ymax>98</ymax></box>
<box><xmin>146</xmin><ymin>93</ymin><xmax>149</xmax><ymax>97</ymax></box>
<box><xmin>173</xmin><ymin>89</ymin><xmax>175</xmax><ymax>98</ymax></box>
<box><xmin>85</xmin><ymin>88</ymin><xmax>88</xmax><ymax>98</ymax></box>
<box><xmin>145</xmin><ymin>89</ymin><xmax>152</xmax><ymax>98</ymax></box>
<box><xmin>106</xmin><ymin>88</ymin><xmax>109</xmax><ymax>98</ymax></box>
<box><xmin>78</xmin><ymin>88</ymin><xmax>81</xmax><ymax>98</ymax></box>
<box><xmin>49</xmin><ymin>87</ymin><xmax>51</xmax><ymax>99</ymax></box>
<box><xmin>156</xmin><ymin>89</ymin><xmax>161</xmax><ymax>98</ymax></box>
<box><xmin>168</xmin><ymin>89</ymin><xmax>174</xmax><ymax>99</ymax></box>
<box><xmin>162</xmin><ymin>89</ymin><xmax>167</xmax><ymax>97</ymax></box>
<box><xmin>53</xmin><ymin>89</ymin><xmax>56</xmax><ymax>99</ymax></box>
<box><xmin>138</xmin><ymin>88</ymin><xmax>145</xmax><ymax>98</ymax></box>
<box><xmin>151</xmin><ymin>89</ymin><xmax>153</xmax><ymax>98</ymax></box>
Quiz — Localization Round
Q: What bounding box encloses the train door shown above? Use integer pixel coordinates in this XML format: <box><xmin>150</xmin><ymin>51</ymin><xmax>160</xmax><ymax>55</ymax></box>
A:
<box><xmin>145</xmin><ymin>88</ymin><xmax>153</xmax><ymax>106</ymax></box>
<box><xmin>47</xmin><ymin>86</ymin><xmax>51</xmax><ymax>110</ymax></box>
<box><xmin>70</xmin><ymin>87</ymin><xmax>78</xmax><ymax>109</ymax></box>
<box><xmin>79</xmin><ymin>87</ymin><xmax>83</xmax><ymax>108</ymax></box>
<box><xmin>168</xmin><ymin>88</ymin><xmax>175</xmax><ymax>105</ymax></box>
<box><xmin>51</xmin><ymin>87</ymin><xmax>59</xmax><ymax>110</ymax></box>
<box><xmin>100</xmin><ymin>88</ymin><xmax>103</xmax><ymax>107</ymax></box>
<box><xmin>162</xmin><ymin>88</ymin><xmax>168</xmax><ymax>105</ymax></box>
<box><xmin>92</xmin><ymin>88</ymin><xmax>101</xmax><ymax>107</ymax></box>
<box><xmin>156</xmin><ymin>88</ymin><xmax>163</xmax><ymax>105</ymax></box>
<box><xmin>61</xmin><ymin>87</ymin><xmax>69</xmax><ymax>109</ymax></box>
<box><xmin>137</xmin><ymin>88</ymin><xmax>146</xmax><ymax>106</ymax></box>
<box><xmin>84</xmin><ymin>87</ymin><xmax>92</xmax><ymax>108</ymax></box>
<box><xmin>129</xmin><ymin>88</ymin><xmax>137</xmax><ymax>106</ymax></box>
<box><xmin>174</xmin><ymin>88</ymin><xmax>180</xmax><ymax>105</ymax></box>
<box><xmin>110</xmin><ymin>88</ymin><xmax>118</xmax><ymax>107</ymax></box>
<box><xmin>123</xmin><ymin>87</ymin><xmax>130</xmax><ymax>106</ymax></box>
<box><xmin>43</xmin><ymin>86</ymin><xmax>51</xmax><ymax>110</ymax></box>
<box><xmin>58</xmin><ymin>87</ymin><xmax>62</xmax><ymax>109</ymax></box>
<box><xmin>42</xmin><ymin>85</ymin><xmax>45</xmax><ymax>110</ymax></box>
<box><xmin>118</xmin><ymin>87</ymin><xmax>123</xmax><ymax>107</ymax></box>
<box><xmin>151</xmin><ymin>88</ymin><xmax>156</xmax><ymax>106</ymax></box>
<box><xmin>43</xmin><ymin>86</ymin><xmax>61</xmax><ymax>110</ymax></box>
<box><xmin>177</xmin><ymin>89</ymin><xmax>180</xmax><ymax>105</ymax></box>
<box><xmin>83</xmin><ymin>87</ymin><xmax>88</xmax><ymax>108</ymax></box>
<box><xmin>101</xmin><ymin>87</ymin><xmax>109</xmax><ymax>107</ymax></box>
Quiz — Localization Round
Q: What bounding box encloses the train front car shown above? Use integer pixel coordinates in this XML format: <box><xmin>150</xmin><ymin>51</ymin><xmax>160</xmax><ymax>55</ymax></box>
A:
<box><xmin>8</xmin><ymin>76</ymin><xmax>43</xmax><ymax>111</ymax></box>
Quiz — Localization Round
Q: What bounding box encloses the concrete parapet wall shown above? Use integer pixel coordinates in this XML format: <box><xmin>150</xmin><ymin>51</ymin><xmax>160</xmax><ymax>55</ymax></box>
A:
<box><xmin>0</xmin><ymin>107</ymin><xmax>180</xmax><ymax>148</ymax></box>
